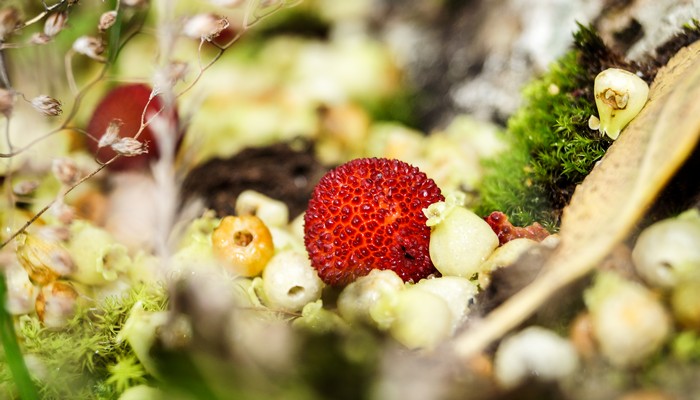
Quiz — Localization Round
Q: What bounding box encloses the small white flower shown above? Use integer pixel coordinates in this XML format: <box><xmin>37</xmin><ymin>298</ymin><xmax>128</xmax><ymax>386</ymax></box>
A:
<box><xmin>183</xmin><ymin>13</ymin><xmax>229</xmax><ymax>41</ymax></box>
<box><xmin>72</xmin><ymin>36</ymin><xmax>106</xmax><ymax>62</ymax></box>
<box><xmin>30</xmin><ymin>94</ymin><xmax>62</xmax><ymax>116</ymax></box>
<box><xmin>111</xmin><ymin>137</ymin><xmax>148</xmax><ymax>157</ymax></box>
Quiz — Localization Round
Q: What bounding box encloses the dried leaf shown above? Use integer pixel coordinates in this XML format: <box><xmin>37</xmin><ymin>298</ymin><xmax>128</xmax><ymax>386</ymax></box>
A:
<box><xmin>454</xmin><ymin>41</ymin><xmax>700</xmax><ymax>359</ymax></box>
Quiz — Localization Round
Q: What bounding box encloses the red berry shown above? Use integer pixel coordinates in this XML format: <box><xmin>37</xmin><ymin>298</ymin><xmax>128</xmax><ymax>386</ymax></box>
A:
<box><xmin>86</xmin><ymin>84</ymin><xmax>179</xmax><ymax>171</ymax></box>
<box><xmin>304</xmin><ymin>158</ymin><xmax>444</xmax><ymax>287</ymax></box>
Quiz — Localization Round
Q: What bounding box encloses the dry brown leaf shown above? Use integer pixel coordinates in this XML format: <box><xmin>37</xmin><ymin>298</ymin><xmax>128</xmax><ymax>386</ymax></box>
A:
<box><xmin>453</xmin><ymin>41</ymin><xmax>700</xmax><ymax>359</ymax></box>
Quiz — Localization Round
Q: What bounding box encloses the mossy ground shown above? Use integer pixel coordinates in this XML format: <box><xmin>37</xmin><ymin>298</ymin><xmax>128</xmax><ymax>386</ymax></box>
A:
<box><xmin>475</xmin><ymin>25</ymin><xmax>636</xmax><ymax>230</ymax></box>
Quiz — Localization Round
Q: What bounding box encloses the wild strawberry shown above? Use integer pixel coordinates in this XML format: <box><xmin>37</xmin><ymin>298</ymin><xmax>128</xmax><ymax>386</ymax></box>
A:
<box><xmin>304</xmin><ymin>158</ymin><xmax>444</xmax><ymax>286</ymax></box>
<box><xmin>86</xmin><ymin>84</ymin><xmax>179</xmax><ymax>171</ymax></box>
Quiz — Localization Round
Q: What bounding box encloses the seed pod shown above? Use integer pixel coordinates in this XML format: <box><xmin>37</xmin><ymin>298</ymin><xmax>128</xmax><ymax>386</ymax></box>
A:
<box><xmin>16</xmin><ymin>233</ymin><xmax>74</xmax><ymax>285</ymax></box>
<box><xmin>35</xmin><ymin>281</ymin><xmax>79</xmax><ymax>329</ymax></box>
<box><xmin>593</xmin><ymin>68</ymin><xmax>649</xmax><ymax>140</ymax></box>
<box><xmin>212</xmin><ymin>215</ymin><xmax>274</xmax><ymax>276</ymax></box>
<box><xmin>44</xmin><ymin>11</ymin><xmax>67</xmax><ymax>37</ymax></box>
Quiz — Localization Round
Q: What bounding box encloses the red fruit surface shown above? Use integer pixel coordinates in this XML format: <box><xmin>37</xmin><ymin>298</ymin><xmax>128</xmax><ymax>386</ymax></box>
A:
<box><xmin>86</xmin><ymin>84</ymin><xmax>178</xmax><ymax>171</ymax></box>
<box><xmin>304</xmin><ymin>158</ymin><xmax>444</xmax><ymax>287</ymax></box>
<box><xmin>484</xmin><ymin>211</ymin><xmax>550</xmax><ymax>245</ymax></box>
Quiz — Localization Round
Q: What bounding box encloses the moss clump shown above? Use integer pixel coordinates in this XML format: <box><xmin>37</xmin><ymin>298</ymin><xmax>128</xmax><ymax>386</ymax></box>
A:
<box><xmin>476</xmin><ymin>25</ymin><xmax>636</xmax><ymax>229</ymax></box>
<box><xmin>6</xmin><ymin>285</ymin><xmax>167</xmax><ymax>400</ymax></box>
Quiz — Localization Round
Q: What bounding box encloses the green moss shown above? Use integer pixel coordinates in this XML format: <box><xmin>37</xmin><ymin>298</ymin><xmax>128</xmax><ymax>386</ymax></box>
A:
<box><xmin>476</xmin><ymin>25</ymin><xmax>628</xmax><ymax>229</ymax></box>
<box><xmin>16</xmin><ymin>285</ymin><xmax>166</xmax><ymax>400</ymax></box>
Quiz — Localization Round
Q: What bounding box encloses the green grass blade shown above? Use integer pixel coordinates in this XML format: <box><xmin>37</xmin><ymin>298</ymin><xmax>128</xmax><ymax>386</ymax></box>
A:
<box><xmin>0</xmin><ymin>273</ymin><xmax>39</xmax><ymax>400</ymax></box>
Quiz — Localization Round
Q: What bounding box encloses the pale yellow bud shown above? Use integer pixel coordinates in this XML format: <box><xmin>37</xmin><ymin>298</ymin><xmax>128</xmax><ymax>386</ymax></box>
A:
<box><xmin>593</xmin><ymin>68</ymin><xmax>649</xmax><ymax>140</ymax></box>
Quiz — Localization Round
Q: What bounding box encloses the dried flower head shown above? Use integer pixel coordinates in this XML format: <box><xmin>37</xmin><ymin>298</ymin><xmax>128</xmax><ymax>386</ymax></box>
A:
<box><xmin>183</xmin><ymin>13</ymin><xmax>229</xmax><ymax>41</ymax></box>
<box><xmin>29</xmin><ymin>32</ymin><xmax>52</xmax><ymax>45</ymax></box>
<box><xmin>35</xmin><ymin>281</ymin><xmax>79</xmax><ymax>329</ymax></box>
<box><xmin>13</xmin><ymin>180</ymin><xmax>39</xmax><ymax>196</ymax></box>
<box><xmin>51</xmin><ymin>200</ymin><xmax>76</xmax><ymax>225</ymax></box>
<box><xmin>154</xmin><ymin>61</ymin><xmax>188</xmax><ymax>91</ymax></box>
<box><xmin>0</xmin><ymin>7</ymin><xmax>21</xmax><ymax>41</ymax></box>
<box><xmin>111</xmin><ymin>137</ymin><xmax>148</xmax><ymax>157</ymax></box>
<box><xmin>30</xmin><ymin>94</ymin><xmax>62</xmax><ymax>116</ymax></box>
<box><xmin>98</xmin><ymin>119</ymin><xmax>122</xmax><ymax>148</ymax></box>
<box><xmin>44</xmin><ymin>11</ymin><xmax>68</xmax><ymax>37</ymax></box>
<box><xmin>51</xmin><ymin>157</ymin><xmax>81</xmax><ymax>186</ymax></box>
<box><xmin>72</xmin><ymin>36</ymin><xmax>106</xmax><ymax>62</ymax></box>
<box><xmin>98</xmin><ymin>10</ymin><xmax>117</xmax><ymax>32</ymax></box>
<box><xmin>0</xmin><ymin>88</ymin><xmax>15</xmax><ymax>116</ymax></box>
<box><xmin>16</xmin><ymin>233</ymin><xmax>75</xmax><ymax>285</ymax></box>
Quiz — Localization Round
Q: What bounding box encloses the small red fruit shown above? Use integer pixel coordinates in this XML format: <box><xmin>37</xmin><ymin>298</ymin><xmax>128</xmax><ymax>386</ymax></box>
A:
<box><xmin>86</xmin><ymin>84</ymin><xmax>179</xmax><ymax>171</ymax></box>
<box><xmin>304</xmin><ymin>158</ymin><xmax>444</xmax><ymax>286</ymax></box>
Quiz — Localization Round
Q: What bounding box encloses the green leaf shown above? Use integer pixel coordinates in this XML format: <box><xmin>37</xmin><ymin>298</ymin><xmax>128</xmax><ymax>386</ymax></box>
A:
<box><xmin>0</xmin><ymin>274</ymin><xmax>39</xmax><ymax>400</ymax></box>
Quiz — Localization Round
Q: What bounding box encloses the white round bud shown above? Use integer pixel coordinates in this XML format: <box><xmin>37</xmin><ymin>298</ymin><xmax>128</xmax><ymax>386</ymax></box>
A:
<box><xmin>262</xmin><ymin>250</ymin><xmax>324</xmax><ymax>312</ymax></box>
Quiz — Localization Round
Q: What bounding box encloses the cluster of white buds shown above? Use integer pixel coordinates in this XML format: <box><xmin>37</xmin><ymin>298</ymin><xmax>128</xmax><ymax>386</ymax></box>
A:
<box><xmin>44</xmin><ymin>11</ymin><xmax>68</xmax><ymax>37</ymax></box>
<box><xmin>0</xmin><ymin>88</ymin><xmax>14</xmax><ymax>117</ymax></box>
<box><xmin>111</xmin><ymin>137</ymin><xmax>148</xmax><ymax>157</ymax></box>
<box><xmin>98</xmin><ymin>11</ymin><xmax>117</xmax><ymax>32</ymax></box>
<box><xmin>0</xmin><ymin>7</ymin><xmax>20</xmax><ymax>41</ymax></box>
<box><xmin>72</xmin><ymin>35</ymin><xmax>106</xmax><ymax>62</ymax></box>
<box><xmin>183</xmin><ymin>13</ymin><xmax>229</xmax><ymax>42</ymax></box>
<box><xmin>30</xmin><ymin>94</ymin><xmax>62</xmax><ymax>116</ymax></box>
